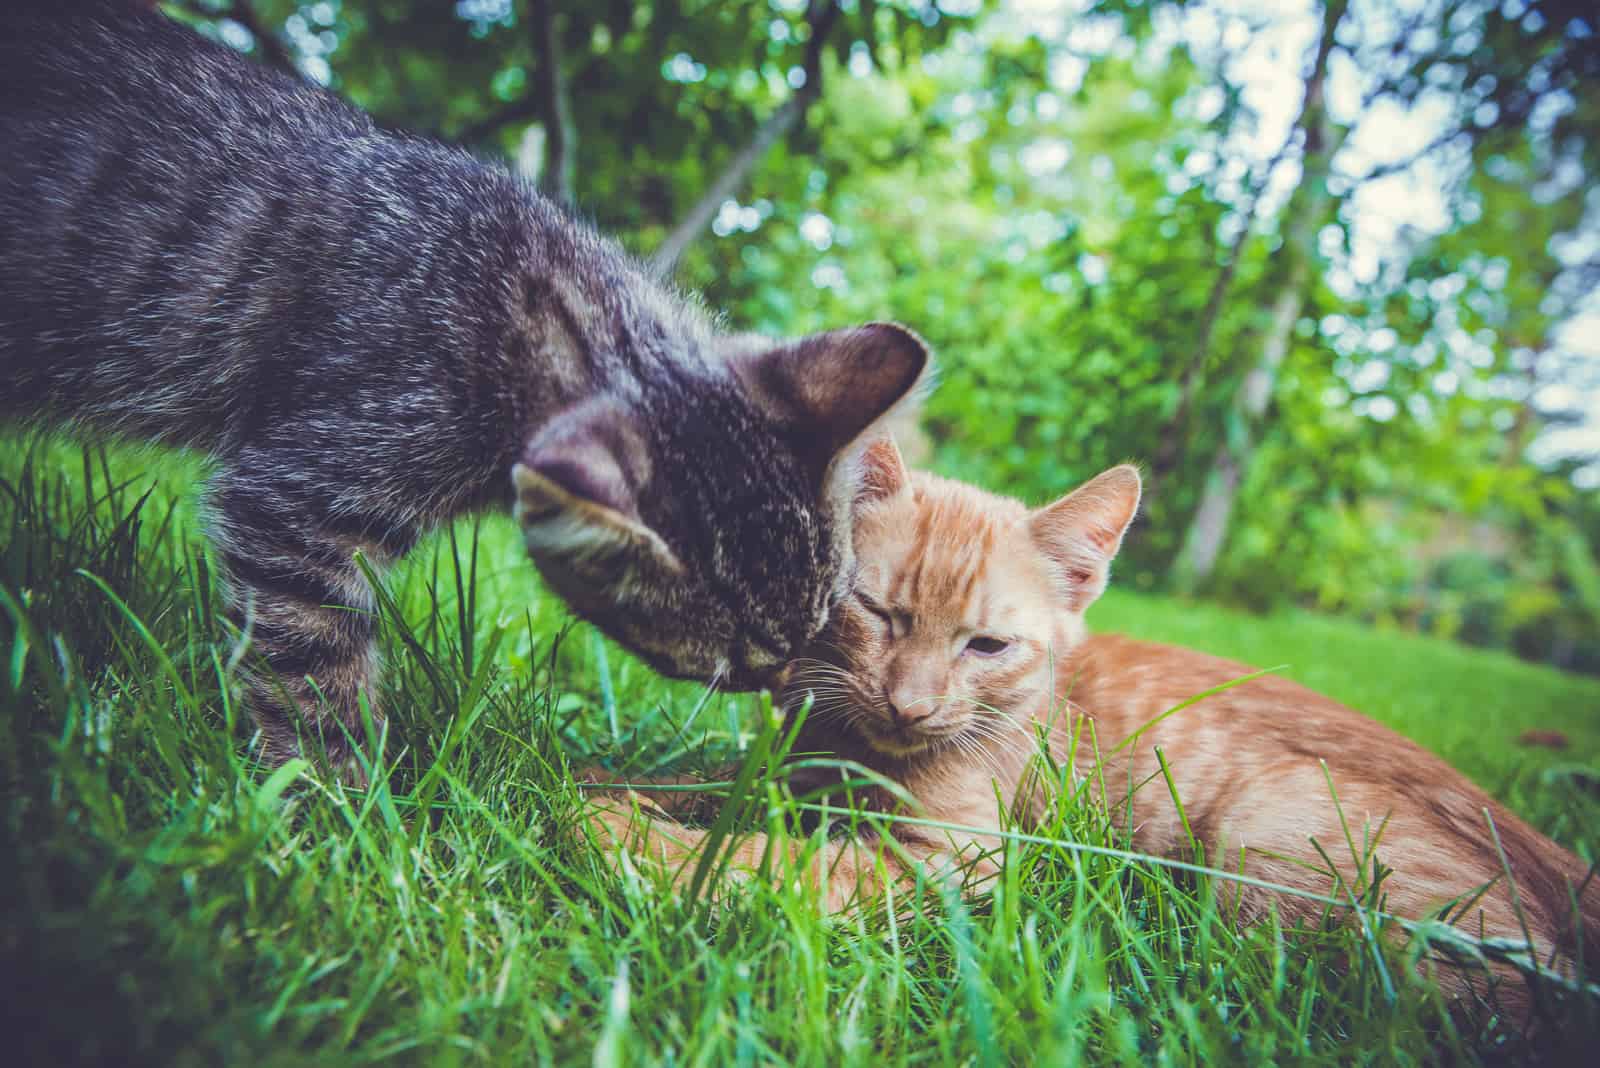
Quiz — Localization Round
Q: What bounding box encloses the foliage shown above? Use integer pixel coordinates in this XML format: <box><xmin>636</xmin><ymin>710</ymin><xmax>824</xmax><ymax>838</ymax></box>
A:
<box><xmin>663</xmin><ymin>1</ymin><xmax>1599</xmax><ymax>669</ymax></box>
<box><xmin>160</xmin><ymin>2</ymin><xmax>1600</xmax><ymax>669</ymax></box>
<box><xmin>184</xmin><ymin>0</ymin><xmax>966</xmax><ymax>236</ymax></box>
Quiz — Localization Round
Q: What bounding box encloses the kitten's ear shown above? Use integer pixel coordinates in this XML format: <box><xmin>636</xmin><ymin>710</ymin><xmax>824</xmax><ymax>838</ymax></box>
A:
<box><xmin>729</xmin><ymin>322</ymin><xmax>931</xmax><ymax>469</ymax></box>
<box><xmin>512</xmin><ymin>403</ymin><xmax>682</xmax><ymax>575</ymax></box>
<box><xmin>856</xmin><ymin>433</ymin><xmax>910</xmax><ymax>505</ymax></box>
<box><xmin>1028</xmin><ymin>464</ymin><xmax>1142</xmax><ymax>611</ymax></box>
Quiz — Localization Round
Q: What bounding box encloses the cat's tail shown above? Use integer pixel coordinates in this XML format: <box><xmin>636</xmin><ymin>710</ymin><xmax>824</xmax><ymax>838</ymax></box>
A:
<box><xmin>1531</xmin><ymin>834</ymin><xmax>1600</xmax><ymax>989</ymax></box>
<box><xmin>1478</xmin><ymin>800</ymin><xmax>1600</xmax><ymax>991</ymax></box>
<box><xmin>1576</xmin><ymin>860</ymin><xmax>1600</xmax><ymax>983</ymax></box>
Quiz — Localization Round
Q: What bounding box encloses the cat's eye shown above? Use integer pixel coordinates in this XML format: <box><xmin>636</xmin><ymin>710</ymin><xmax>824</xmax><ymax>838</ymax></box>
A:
<box><xmin>856</xmin><ymin>595</ymin><xmax>894</xmax><ymax>631</ymax></box>
<box><xmin>965</xmin><ymin>636</ymin><xmax>1009</xmax><ymax>657</ymax></box>
<box><xmin>858</xmin><ymin>597</ymin><xmax>890</xmax><ymax>621</ymax></box>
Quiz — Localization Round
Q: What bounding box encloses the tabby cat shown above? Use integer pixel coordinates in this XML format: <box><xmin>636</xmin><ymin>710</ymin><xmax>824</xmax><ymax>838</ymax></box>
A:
<box><xmin>0</xmin><ymin>1</ymin><xmax>929</xmax><ymax>773</ymax></box>
<box><xmin>588</xmin><ymin>438</ymin><xmax>1598</xmax><ymax>1023</ymax></box>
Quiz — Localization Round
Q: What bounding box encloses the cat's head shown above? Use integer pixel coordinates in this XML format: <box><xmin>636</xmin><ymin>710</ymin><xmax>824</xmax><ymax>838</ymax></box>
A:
<box><xmin>786</xmin><ymin>438</ymin><xmax>1141</xmax><ymax>757</ymax></box>
<box><xmin>512</xmin><ymin>323</ymin><xmax>929</xmax><ymax>690</ymax></box>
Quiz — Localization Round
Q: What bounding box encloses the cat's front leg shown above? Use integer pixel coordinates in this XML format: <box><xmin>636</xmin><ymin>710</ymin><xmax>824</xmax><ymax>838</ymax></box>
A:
<box><xmin>583</xmin><ymin>793</ymin><xmax>957</xmax><ymax>912</ymax></box>
<box><xmin>577</xmin><ymin>766</ymin><xmax>744</xmax><ymax>823</ymax></box>
<box><xmin>207</xmin><ymin>462</ymin><xmax>416</xmax><ymax>783</ymax></box>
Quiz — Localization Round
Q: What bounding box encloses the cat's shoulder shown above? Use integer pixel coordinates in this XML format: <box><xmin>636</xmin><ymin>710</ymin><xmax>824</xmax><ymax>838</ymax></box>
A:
<box><xmin>1067</xmin><ymin>632</ymin><xmax>1351</xmax><ymax>714</ymax></box>
<box><xmin>1072</xmin><ymin>632</ymin><xmax>1257</xmax><ymax>680</ymax></box>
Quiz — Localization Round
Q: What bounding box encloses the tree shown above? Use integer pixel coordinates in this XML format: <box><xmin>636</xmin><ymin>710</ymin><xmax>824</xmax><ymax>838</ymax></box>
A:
<box><xmin>1171</xmin><ymin>0</ymin><xmax>1346</xmax><ymax>591</ymax></box>
<box><xmin>647</xmin><ymin>0</ymin><xmax>842</xmax><ymax>277</ymax></box>
<box><xmin>1169</xmin><ymin>0</ymin><xmax>1600</xmax><ymax>594</ymax></box>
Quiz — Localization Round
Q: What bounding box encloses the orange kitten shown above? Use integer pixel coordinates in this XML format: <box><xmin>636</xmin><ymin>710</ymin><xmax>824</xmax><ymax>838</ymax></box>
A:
<box><xmin>586</xmin><ymin>438</ymin><xmax>1598</xmax><ymax>1021</ymax></box>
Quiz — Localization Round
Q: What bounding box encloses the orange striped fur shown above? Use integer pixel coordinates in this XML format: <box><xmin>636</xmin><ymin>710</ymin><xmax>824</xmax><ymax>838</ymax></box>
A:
<box><xmin>586</xmin><ymin>439</ymin><xmax>1598</xmax><ymax>1024</ymax></box>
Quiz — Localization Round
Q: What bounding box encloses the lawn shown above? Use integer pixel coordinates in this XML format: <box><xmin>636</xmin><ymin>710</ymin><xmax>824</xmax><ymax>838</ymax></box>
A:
<box><xmin>3</xmin><ymin>437</ymin><xmax>1598</xmax><ymax>1065</ymax></box>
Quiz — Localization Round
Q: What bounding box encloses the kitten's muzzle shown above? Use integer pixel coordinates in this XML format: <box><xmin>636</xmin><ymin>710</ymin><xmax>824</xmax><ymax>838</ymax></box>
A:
<box><xmin>719</xmin><ymin>658</ymin><xmax>790</xmax><ymax>693</ymax></box>
<box><xmin>769</xmin><ymin>661</ymin><xmax>797</xmax><ymax>691</ymax></box>
<box><xmin>886</xmin><ymin>694</ymin><xmax>936</xmax><ymax>727</ymax></box>
<box><xmin>715</xmin><ymin>635</ymin><xmax>793</xmax><ymax>692</ymax></box>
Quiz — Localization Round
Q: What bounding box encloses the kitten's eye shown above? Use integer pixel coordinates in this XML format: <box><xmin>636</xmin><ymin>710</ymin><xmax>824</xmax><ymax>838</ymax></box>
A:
<box><xmin>856</xmin><ymin>595</ymin><xmax>893</xmax><ymax>629</ymax></box>
<box><xmin>965</xmin><ymin>636</ymin><xmax>1009</xmax><ymax>657</ymax></box>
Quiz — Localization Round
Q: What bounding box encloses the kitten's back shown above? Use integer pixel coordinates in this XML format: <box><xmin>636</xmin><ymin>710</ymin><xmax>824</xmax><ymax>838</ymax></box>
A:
<box><xmin>0</xmin><ymin>3</ymin><xmax>539</xmax><ymax>454</ymax></box>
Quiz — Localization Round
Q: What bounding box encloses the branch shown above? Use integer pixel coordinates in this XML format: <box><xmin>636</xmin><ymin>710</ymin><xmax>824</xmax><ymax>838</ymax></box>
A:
<box><xmin>1149</xmin><ymin>9</ymin><xmax>1309</xmax><ymax>486</ymax></box>
<box><xmin>1171</xmin><ymin>0</ymin><xmax>1346</xmax><ymax>592</ymax></box>
<box><xmin>228</xmin><ymin>0</ymin><xmax>296</xmax><ymax>75</ymax></box>
<box><xmin>175</xmin><ymin>0</ymin><xmax>300</xmax><ymax>77</ymax></box>
<box><xmin>1298</xmin><ymin>0</ymin><xmax>1344</xmax><ymax>158</ymax></box>
<box><xmin>1340</xmin><ymin>127</ymin><xmax>1471</xmax><ymax>186</ymax></box>
<box><xmin>1150</xmin><ymin>131</ymin><xmax>1298</xmax><ymax>482</ymax></box>
<box><xmin>457</xmin><ymin>24</ymin><xmax>617</xmax><ymax>154</ymax></box>
<box><xmin>455</xmin><ymin>67</ymin><xmax>604</xmax><ymax>147</ymax></box>
<box><xmin>530</xmin><ymin>0</ymin><xmax>576</xmax><ymax>205</ymax></box>
<box><xmin>647</xmin><ymin>0</ymin><xmax>842</xmax><ymax>279</ymax></box>
<box><xmin>453</xmin><ymin>97</ymin><xmax>543</xmax><ymax>147</ymax></box>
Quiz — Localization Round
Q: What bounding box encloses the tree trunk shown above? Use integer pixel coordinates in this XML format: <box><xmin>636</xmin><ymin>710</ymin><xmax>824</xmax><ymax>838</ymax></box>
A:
<box><xmin>1173</xmin><ymin>281</ymin><xmax>1305</xmax><ymax>585</ymax></box>
<box><xmin>1150</xmin><ymin>132</ymin><xmax>1299</xmax><ymax>487</ymax></box>
<box><xmin>530</xmin><ymin>0</ymin><xmax>576</xmax><ymax>206</ymax></box>
<box><xmin>1171</xmin><ymin>0</ymin><xmax>1346</xmax><ymax>594</ymax></box>
<box><xmin>1148</xmin><ymin>205</ymin><xmax>1255</xmax><ymax>487</ymax></box>
<box><xmin>648</xmin><ymin>0</ymin><xmax>840</xmax><ymax>278</ymax></box>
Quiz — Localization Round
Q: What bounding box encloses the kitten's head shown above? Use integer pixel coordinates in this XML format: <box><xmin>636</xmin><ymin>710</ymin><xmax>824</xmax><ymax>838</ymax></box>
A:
<box><xmin>513</xmin><ymin>323</ymin><xmax>929</xmax><ymax>690</ymax></box>
<box><xmin>786</xmin><ymin>438</ymin><xmax>1141</xmax><ymax>757</ymax></box>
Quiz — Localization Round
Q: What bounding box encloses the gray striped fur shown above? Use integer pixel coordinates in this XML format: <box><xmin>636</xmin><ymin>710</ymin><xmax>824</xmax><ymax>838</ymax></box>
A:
<box><xmin>1</xmin><ymin>2</ymin><xmax>929</xmax><ymax>774</ymax></box>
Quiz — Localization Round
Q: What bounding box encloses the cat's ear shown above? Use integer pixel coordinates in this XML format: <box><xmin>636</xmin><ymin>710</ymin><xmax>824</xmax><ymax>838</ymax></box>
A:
<box><xmin>512</xmin><ymin>403</ymin><xmax>682</xmax><ymax>576</ymax></box>
<box><xmin>729</xmin><ymin>322</ymin><xmax>931</xmax><ymax>470</ymax></box>
<box><xmin>1028</xmin><ymin>464</ymin><xmax>1142</xmax><ymax>611</ymax></box>
<box><xmin>856</xmin><ymin>433</ymin><xmax>911</xmax><ymax>506</ymax></box>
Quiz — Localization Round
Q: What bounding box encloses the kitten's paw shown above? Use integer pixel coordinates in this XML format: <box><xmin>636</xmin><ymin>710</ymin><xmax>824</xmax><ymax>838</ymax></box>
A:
<box><xmin>582</xmin><ymin>791</ymin><xmax>676</xmax><ymax>830</ymax></box>
<box><xmin>574</xmin><ymin>765</ymin><xmax>621</xmax><ymax>788</ymax></box>
<box><xmin>582</xmin><ymin>799</ymin><xmax>642</xmax><ymax>848</ymax></box>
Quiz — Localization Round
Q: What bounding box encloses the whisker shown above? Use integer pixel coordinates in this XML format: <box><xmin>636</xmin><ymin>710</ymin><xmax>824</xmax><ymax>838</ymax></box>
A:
<box><xmin>967</xmin><ymin>726</ymin><xmax>1035</xmax><ymax>760</ymax></box>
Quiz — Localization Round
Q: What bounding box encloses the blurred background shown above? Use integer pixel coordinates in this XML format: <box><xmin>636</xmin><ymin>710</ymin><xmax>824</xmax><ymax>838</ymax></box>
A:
<box><xmin>169</xmin><ymin>0</ymin><xmax>1599</xmax><ymax>675</ymax></box>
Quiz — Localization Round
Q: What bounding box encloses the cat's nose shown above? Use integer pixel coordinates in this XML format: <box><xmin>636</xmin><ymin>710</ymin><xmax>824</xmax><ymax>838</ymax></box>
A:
<box><xmin>888</xmin><ymin>695</ymin><xmax>935</xmax><ymax>726</ymax></box>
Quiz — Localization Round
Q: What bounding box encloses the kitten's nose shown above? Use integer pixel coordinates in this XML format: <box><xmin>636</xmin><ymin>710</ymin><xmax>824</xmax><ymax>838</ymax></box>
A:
<box><xmin>888</xmin><ymin>694</ymin><xmax>934</xmax><ymax>726</ymax></box>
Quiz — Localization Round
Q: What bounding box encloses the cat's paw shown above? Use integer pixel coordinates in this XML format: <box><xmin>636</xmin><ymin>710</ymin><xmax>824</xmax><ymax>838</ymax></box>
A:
<box><xmin>579</xmin><ymin>792</ymin><xmax>683</xmax><ymax>860</ymax></box>
<box><xmin>582</xmin><ymin>799</ymin><xmax>641</xmax><ymax>848</ymax></box>
<box><xmin>573</xmin><ymin>765</ymin><xmax>622</xmax><ymax>788</ymax></box>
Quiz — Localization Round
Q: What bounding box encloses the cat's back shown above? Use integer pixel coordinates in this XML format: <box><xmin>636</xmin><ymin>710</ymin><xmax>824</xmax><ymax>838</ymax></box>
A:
<box><xmin>1</xmin><ymin>2</ymin><xmax>370</xmax><ymax>234</ymax></box>
<box><xmin>0</xmin><ymin>1</ymin><xmax>543</xmax><ymax>448</ymax></box>
<box><xmin>1</xmin><ymin>2</ymin><xmax>366</xmax><ymax>421</ymax></box>
<box><xmin>1059</xmin><ymin>632</ymin><xmax>1312</xmax><ymax>728</ymax></box>
<box><xmin>1062</xmin><ymin>633</ymin><xmax>1596</xmax><ymax>903</ymax></box>
<box><xmin>1060</xmin><ymin>632</ymin><xmax>1460</xmax><ymax>779</ymax></box>
<box><xmin>0</xmin><ymin>2</ymin><xmax>371</xmax><ymax>149</ymax></box>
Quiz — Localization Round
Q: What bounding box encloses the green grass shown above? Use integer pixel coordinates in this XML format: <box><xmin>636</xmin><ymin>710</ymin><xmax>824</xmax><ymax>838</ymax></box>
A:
<box><xmin>3</xmin><ymin>436</ymin><xmax>1598</xmax><ymax>1066</ymax></box>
